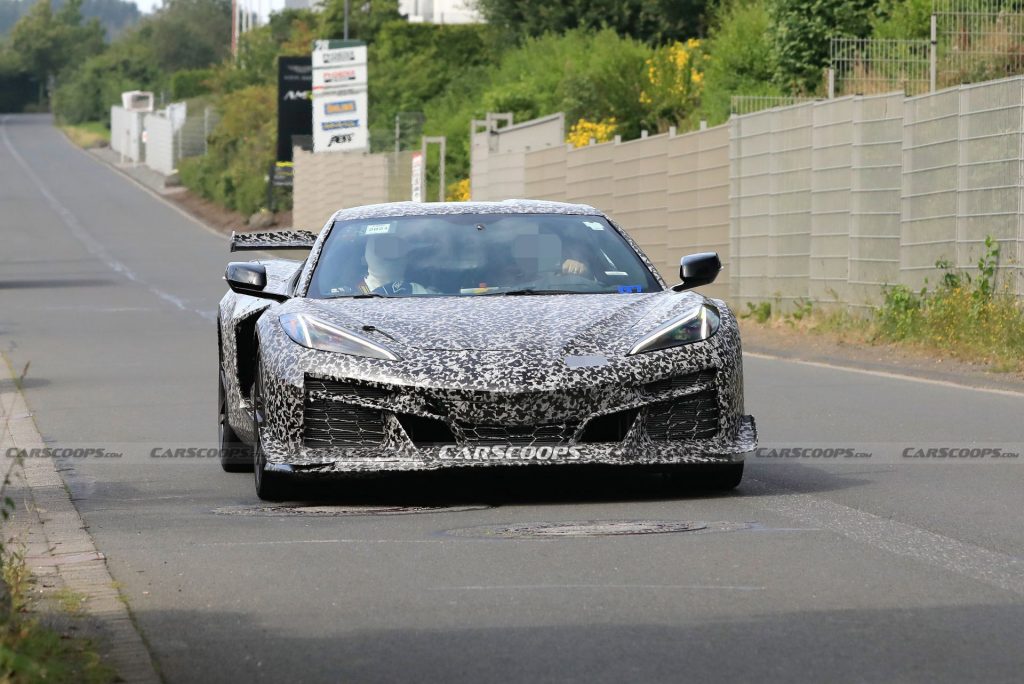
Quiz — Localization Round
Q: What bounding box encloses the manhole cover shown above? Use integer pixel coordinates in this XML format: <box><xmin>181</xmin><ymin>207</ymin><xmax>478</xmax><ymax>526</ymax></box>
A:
<box><xmin>213</xmin><ymin>504</ymin><xmax>491</xmax><ymax>517</ymax></box>
<box><xmin>446</xmin><ymin>520</ymin><xmax>716</xmax><ymax>538</ymax></box>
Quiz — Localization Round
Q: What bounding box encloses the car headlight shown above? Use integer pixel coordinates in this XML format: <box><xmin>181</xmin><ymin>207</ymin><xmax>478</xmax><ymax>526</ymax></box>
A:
<box><xmin>628</xmin><ymin>303</ymin><xmax>721</xmax><ymax>355</ymax></box>
<box><xmin>279</xmin><ymin>313</ymin><xmax>401</xmax><ymax>361</ymax></box>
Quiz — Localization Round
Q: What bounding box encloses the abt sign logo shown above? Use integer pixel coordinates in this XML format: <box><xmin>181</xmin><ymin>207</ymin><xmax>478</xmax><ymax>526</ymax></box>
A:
<box><xmin>282</xmin><ymin>90</ymin><xmax>310</xmax><ymax>101</ymax></box>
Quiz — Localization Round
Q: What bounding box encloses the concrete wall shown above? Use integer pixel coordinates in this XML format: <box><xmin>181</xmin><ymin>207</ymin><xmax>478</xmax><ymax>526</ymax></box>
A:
<box><xmin>504</xmin><ymin>126</ymin><xmax>730</xmax><ymax>292</ymax></box>
<box><xmin>471</xmin><ymin>113</ymin><xmax>564</xmax><ymax>201</ymax></box>
<box><xmin>293</xmin><ymin>149</ymin><xmax>413</xmax><ymax>230</ymax></box>
<box><xmin>667</xmin><ymin>125</ymin><xmax>730</xmax><ymax>300</ymax></box>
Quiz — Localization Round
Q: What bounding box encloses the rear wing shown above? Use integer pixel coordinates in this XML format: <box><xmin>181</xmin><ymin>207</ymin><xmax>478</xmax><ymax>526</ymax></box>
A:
<box><xmin>229</xmin><ymin>230</ymin><xmax>317</xmax><ymax>252</ymax></box>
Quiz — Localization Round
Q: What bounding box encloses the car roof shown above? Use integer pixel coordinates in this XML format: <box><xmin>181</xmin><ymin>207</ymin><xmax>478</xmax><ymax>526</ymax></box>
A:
<box><xmin>329</xmin><ymin>199</ymin><xmax>602</xmax><ymax>223</ymax></box>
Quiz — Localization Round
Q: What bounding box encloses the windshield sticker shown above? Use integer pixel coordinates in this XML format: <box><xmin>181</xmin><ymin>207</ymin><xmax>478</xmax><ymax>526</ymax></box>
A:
<box><xmin>605</xmin><ymin>270</ymin><xmax>628</xmax><ymax>276</ymax></box>
<box><xmin>583</xmin><ymin>221</ymin><xmax>605</xmax><ymax>231</ymax></box>
<box><xmin>617</xmin><ymin>285</ymin><xmax>643</xmax><ymax>293</ymax></box>
<box><xmin>365</xmin><ymin>223</ymin><xmax>392</xmax><ymax>235</ymax></box>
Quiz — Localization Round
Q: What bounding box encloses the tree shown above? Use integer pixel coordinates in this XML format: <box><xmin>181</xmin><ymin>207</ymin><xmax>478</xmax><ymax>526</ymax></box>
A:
<box><xmin>8</xmin><ymin>0</ymin><xmax>104</xmax><ymax>103</ymax></box>
<box><xmin>474</xmin><ymin>0</ymin><xmax>712</xmax><ymax>44</ymax></box>
<box><xmin>769</xmin><ymin>0</ymin><xmax>876</xmax><ymax>94</ymax></box>
<box><xmin>698</xmin><ymin>0</ymin><xmax>782</xmax><ymax>125</ymax></box>
<box><xmin>148</xmin><ymin>0</ymin><xmax>232</xmax><ymax>72</ymax></box>
<box><xmin>319</xmin><ymin>0</ymin><xmax>402</xmax><ymax>42</ymax></box>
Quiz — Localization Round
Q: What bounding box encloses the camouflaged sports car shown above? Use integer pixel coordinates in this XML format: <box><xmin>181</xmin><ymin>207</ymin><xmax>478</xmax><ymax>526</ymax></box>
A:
<box><xmin>218</xmin><ymin>200</ymin><xmax>757</xmax><ymax>500</ymax></box>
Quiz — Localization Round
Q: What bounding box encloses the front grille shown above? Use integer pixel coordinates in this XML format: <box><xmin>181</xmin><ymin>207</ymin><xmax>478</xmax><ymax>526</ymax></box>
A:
<box><xmin>643</xmin><ymin>369</ymin><xmax>716</xmax><ymax>395</ymax></box>
<box><xmin>644</xmin><ymin>389</ymin><xmax>720</xmax><ymax>441</ymax></box>
<box><xmin>578</xmin><ymin>408</ymin><xmax>639</xmax><ymax>443</ymax></box>
<box><xmin>459</xmin><ymin>422</ymin><xmax>578</xmax><ymax>446</ymax></box>
<box><xmin>303</xmin><ymin>377</ymin><xmax>386</xmax><ymax>447</ymax></box>
<box><xmin>396</xmin><ymin>414</ymin><xmax>457</xmax><ymax>446</ymax></box>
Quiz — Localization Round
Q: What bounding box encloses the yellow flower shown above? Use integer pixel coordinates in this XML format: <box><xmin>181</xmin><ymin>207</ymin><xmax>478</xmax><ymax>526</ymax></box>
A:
<box><xmin>566</xmin><ymin>118</ymin><xmax>617</xmax><ymax>148</ymax></box>
<box><xmin>446</xmin><ymin>178</ymin><xmax>471</xmax><ymax>202</ymax></box>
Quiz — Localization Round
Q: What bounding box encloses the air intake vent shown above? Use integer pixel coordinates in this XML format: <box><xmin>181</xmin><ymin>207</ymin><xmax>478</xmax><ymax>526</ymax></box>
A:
<box><xmin>303</xmin><ymin>377</ymin><xmax>386</xmax><ymax>447</ymax></box>
<box><xmin>643</xmin><ymin>369</ymin><xmax>716</xmax><ymax>395</ymax></box>
<box><xmin>578</xmin><ymin>408</ymin><xmax>639</xmax><ymax>443</ymax></box>
<box><xmin>459</xmin><ymin>422</ymin><xmax>578</xmax><ymax>446</ymax></box>
<box><xmin>305</xmin><ymin>376</ymin><xmax>391</xmax><ymax>401</ymax></box>
<box><xmin>396</xmin><ymin>414</ymin><xmax>457</xmax><ymax>446</ymax></box>
<box><xmin>645</xmin><ymin>389</ymin><xmax>720</xmax><ymax>441</ymax></box>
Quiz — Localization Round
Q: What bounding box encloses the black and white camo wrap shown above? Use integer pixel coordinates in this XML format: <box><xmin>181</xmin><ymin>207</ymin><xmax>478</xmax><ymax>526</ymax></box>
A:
<box><xmin>230</xmin><ymin>230</ymin><xmax>317</xmax><ymax>252</ymax></box>
<box><xmin>219</xmin><ymin>201</ymin><xmax>756</xmax><ymax>474</ymax></box>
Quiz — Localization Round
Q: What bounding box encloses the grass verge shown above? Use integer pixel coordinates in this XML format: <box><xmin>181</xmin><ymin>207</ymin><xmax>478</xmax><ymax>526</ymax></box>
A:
<box><xmin>0</xmin><ymin>441</ymin><xmax>115</xmax><ymax>682</ymax></box>
<box><xmin>740</xmin><ymin>237</ymin><xmax>1024</xmax><ymax>374</ymax></box>
<box><xmin>58</xmin><ymin>122</ymin><xmax>110</xmax><ymax>149</ymax></box>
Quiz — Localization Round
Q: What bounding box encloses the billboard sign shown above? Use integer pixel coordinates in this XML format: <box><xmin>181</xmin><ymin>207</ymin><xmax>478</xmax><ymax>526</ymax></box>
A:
<box><xmin>312</xmin><ymin>40</ymin><xmax>368</xmax><ymax>154</ymax></box>
<box><xmin>312</xmin><ymin>64</ymin><xmax>368</xmax><ymax>92</ymax></box>
<box><xmin>312</xmin><ymin>43</ymin><xmax>367</xmax><ymax>69</ymax></box>
<box><xmin>276</xmin><ymin>56</ymin><xmax>313</xmax><ymax>162</ymax></box>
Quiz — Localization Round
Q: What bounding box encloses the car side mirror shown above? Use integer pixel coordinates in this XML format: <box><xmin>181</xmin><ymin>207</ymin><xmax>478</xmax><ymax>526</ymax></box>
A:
<box><xmin>674</xmin><ymin>252</ymin><xmax>721</xmax><ymax>292</ymax></box>
<box><xmin>225</xmin><ymin>262</ymin><xmax>288</xmax><ymax>302</ymax></box>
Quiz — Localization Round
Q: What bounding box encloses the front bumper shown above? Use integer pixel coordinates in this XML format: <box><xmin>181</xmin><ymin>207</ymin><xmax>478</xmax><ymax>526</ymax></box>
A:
<box><xmin>254</xmin><ymin>305</ymin><xmax>757</xmax><ymax>474</ymax></box>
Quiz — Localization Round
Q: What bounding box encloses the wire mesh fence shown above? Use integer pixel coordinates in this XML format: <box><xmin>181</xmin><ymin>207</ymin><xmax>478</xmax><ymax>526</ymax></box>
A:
<box><xmin>934</xmin><ymin>0</ymin><xmax>1024</xmax><ymax>86</ymax></box>
<box><xmin>174</xmin><ymin>107</ymin><xmax>220</xmax><ymax>162</ymax></box>
<box><xmin>368</xmin><ymin>111</ymin><xmax>424</xmax><ymax>153</ymax></box>
<box><xmin>730</xmin><ymin>96</ymin><xmax>819</xmax><ymax>116</ymax></box>
<box><xmin>830</xmin><ymin>38</ymin><xmax>932</xmax><ymax>96</ymax></box>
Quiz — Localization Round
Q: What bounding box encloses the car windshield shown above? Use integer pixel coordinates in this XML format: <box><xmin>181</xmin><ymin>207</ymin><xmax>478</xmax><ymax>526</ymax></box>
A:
<box><xmin>307</xmin><ymin>213</ymin><xmax>662</xmax><ymax>298</ymax></box>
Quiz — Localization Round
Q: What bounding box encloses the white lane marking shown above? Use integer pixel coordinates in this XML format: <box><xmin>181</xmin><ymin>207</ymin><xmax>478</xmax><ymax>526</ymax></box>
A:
<box><xmin>429</xmin><ymin>584</ymin><xmax>766</xmax><ymax>591</ymax></box>
<box><xmin>745</xmin><ymin>351</ymin><xmax>1024</xmax><ymax>398</ymax></box>
<box><xmin>744</xmin><ymin>477</ymin><xmax>1024</xmax><ymax>597</ymax></box>
<box><xmin>0</xmin><ymin>116</ymin><xmax>215</xmax><ymax>322</ymax></box>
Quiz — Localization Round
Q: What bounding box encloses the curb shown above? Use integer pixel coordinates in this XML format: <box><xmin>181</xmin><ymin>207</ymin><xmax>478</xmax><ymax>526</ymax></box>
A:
<box><xmin>1</xmin><ymin>353</ymin><xmax>161</xmax><ymax>683</ymax></box>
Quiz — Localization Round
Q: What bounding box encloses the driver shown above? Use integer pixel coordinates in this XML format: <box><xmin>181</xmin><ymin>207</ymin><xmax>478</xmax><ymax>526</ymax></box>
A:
<box><xmin>354</xmin><ymin>233</ymin><xmax>431</xmax><ymax>295</ymax></box>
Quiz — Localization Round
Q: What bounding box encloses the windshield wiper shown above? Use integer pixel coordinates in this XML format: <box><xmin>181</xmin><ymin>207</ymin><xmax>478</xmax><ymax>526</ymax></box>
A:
<box><xmin>326</xmin><ymin>292</ymin><xmax>391</xmax><ymax>299</ymax></box>
<box><xmin>477</xmin><ymin>288</ymin><xmax>581</xmax><ymax>296</ymax></box>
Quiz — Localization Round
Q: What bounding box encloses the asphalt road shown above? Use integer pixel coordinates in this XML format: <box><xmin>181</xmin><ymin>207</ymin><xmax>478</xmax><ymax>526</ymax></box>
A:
<box><xmin>2</xmin><ymin>114</ymin><xmax>1024</xmax><ymax>683</ymax></box>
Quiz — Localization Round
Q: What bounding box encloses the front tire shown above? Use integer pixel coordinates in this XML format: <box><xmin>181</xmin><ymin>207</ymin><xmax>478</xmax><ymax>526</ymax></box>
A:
<box><xmin>219</xmin><ymin>376</ymin><xmax>253</xmax><ymax>473</ymax></box>
<box><xmin>252</xmin><ymin>357</ymin><xmax>292</xmax><ymax>501</ymax></box>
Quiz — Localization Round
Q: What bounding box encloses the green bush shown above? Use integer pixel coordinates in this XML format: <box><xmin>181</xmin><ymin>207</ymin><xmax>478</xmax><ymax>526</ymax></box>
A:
<box><xmin>170</xmin><ymin>68</ymin><xmax>213</xmax><ymax>99</ymax></box>
<box><xmin>874</xmin><ymin>238</ymin><xmax>1024</xmax><ymax>371</ymax></box>
<box><xmin>52</xmin><ymin>36</ymin><xmax>161</xmax><ymax>123</ymax></box>
<box><xmin>698</xmin><ymin>0</ymin><xmax>782</xmax><ymax>125</ymax></box>
<box><xmin>179</xmin><ymin>84</ymin><xmax>276</xmax><ymax>215</ymax></box>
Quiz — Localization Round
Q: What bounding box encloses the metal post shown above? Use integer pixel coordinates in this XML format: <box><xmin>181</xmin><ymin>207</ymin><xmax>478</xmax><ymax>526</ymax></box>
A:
<box><xmin>421</xmin><ymin>136</ymin><xmax>447</xmax><ymax>202</ymax></box>
<box><xmin>344</xmin><ymin>0</ymin><xmax>350</xmax><ymax>40</ymax></box>
<box><xmin>438</xmin><ymin>137</ymin><xmax>446</xmax><ymax>202</ymax></box>
<box><xmin>267</xmin><ymin>161</ymin><xmax>275</xmax><ymax>212</ymax></box>
<box><xmin>827</xmin><ymin>67</ymin><xmax>835</xmax><ymax>99</ymax></box>
<box><xmin>930</xmin><ymin>13</ymin><xmax>938</xmax><ymax>92</ymax></box>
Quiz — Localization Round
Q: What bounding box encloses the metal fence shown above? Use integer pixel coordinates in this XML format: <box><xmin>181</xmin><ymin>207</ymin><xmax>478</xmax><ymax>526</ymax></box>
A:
<box><xmin>730</xmin><ymin>96</ymin><xmax>819</xmax><ymax>116</ymax></box>
<box><xmin>830</xmin><ymin>38</ymin><xmax>932</xmax><ymax>97</ymax></box>
<box><xmin>935</xmin><ymin>0</ymin><xmax>1024</xmax><ymax>87</ymax></box>
<box><xmin>142</xmin><ymin>105</ymin><xmax>219</xmax><ymax>176</ymax></box>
